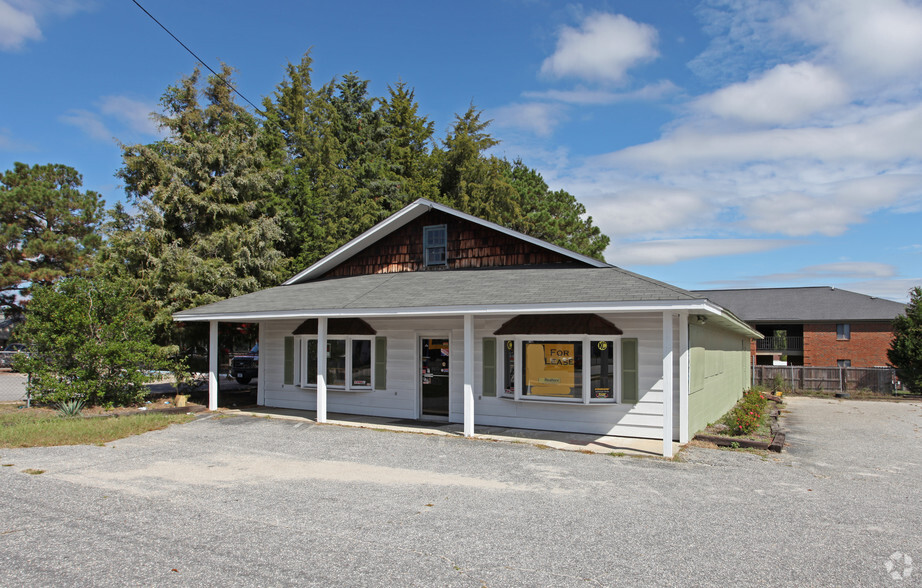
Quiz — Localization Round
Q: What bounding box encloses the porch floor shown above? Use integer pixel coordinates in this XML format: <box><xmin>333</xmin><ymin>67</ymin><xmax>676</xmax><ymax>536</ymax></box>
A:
<box><xmin>220</xmin><ymin>406</ymin><xmax>683</xmax><ymax>458</ymax></box>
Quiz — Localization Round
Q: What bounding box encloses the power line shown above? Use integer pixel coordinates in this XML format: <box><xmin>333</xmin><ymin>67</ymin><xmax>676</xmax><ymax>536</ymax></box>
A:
<box><xmin>130</xmin><ymin>0</ymin><xmax>264</xmax><ymax>114</ymax></box>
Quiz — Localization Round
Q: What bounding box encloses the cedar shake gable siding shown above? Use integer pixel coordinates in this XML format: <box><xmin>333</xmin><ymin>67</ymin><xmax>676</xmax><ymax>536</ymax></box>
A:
<box><xmin>322</xmin><ymin>210</ymin><xmax>586</xmax><ymax>279</ymax></box>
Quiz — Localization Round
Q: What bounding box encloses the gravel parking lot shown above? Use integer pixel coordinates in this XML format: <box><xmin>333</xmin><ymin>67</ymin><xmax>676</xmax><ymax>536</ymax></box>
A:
<box><xmin>1</xmin><ymin>397</ymin><xmax>920</xmax><ymax>587</ymax></box>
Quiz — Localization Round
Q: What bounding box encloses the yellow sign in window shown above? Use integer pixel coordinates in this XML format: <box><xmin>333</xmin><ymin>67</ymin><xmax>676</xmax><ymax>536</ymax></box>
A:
<box><xmin>525</xmin><ymin>342</ymin><xmax>579</xmax><ymax>398</ymax></box>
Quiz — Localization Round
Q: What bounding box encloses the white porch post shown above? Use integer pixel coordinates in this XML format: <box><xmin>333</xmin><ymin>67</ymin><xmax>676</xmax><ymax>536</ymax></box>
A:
<box><xmin>463</xmin><ymin>313</ymin><xmax>475</xmax><ymax>437</ymax></box>
<box><xmin>256</xmin><ymin>321</ymin><xmax>266</xmax><ymax>406</ymax></box>
<box><xmin>208</xmin><ymin>320</ymin><xmax>219</xmax><ymax>411</ymax></box>
<box><xmin>317</xmin><ymin>317</ymin><xmax>328</xmax><ymax>423</ymax></box>
<box><xmin>662</xmin><ymin>312</ymin><xmax>674</xmax><ymax>458</ymax></box>
<box><xmin>679</xmin><ymin>312</ymin><xmax>690</xmax><ymax>444</ymax></box>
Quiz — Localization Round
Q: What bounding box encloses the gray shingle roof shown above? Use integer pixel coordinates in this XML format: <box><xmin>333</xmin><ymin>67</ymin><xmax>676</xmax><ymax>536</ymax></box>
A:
<box><xmin>692</xmin><ymin>287</ymin><xmax>906</xmax><ymax>322</ymax></box>
<box><xmin>175</xmin><ymin>266</ymin><xmax>700</xmax><ymax>319</ymax></box>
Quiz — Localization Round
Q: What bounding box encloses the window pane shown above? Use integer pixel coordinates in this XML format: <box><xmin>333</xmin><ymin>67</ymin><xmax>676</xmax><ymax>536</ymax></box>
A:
<box><xmin>351</xmin><ymin>339</ymin><xmax>372</xmax><ymax>387</ymax></box>
<box><xmin>424</xmin><ymin>225</ymin><xmax>447</xmax><ymax>266</ymax></box>
<box><xmin>503</xmin><ymin>340</ymin><xmax>515</xmax><ymax>396</ymax></box>
<box><xmin>590</xmin><ymin>340</ymin><xmax>614</xmax><ymax>399</ymax></box>
<box><xmin>837</xmin><ymin>323</ymin><xmax>850</xmax><ymax>340</ymax></box>
<box><xmin>327</xmin><ymin>339</ymin><xmax>346</xmax><ymax>386</ymax></box>
<box><xmin>306</xmin><ymin>340</ymin><xmax>317</xmax><ymax>385</ymax></box>
<box><xmin>523</xmin><ymin>341</ymin><xmax>582</xmax><ymax>399</ymax></box>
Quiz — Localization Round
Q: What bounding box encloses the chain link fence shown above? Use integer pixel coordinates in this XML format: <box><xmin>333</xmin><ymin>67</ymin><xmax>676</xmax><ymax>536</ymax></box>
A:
<box><xmin>0</xmin><ymin>371</ymin><xmax>28</xmax><ymax>402</ymax></box>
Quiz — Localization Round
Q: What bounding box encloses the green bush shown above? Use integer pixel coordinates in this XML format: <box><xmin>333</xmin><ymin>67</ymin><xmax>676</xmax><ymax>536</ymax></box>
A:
<box><xmin>724</xmin><ymin>389</ymin><xmax>768</xmax><ymax>436</ymax></box>
<box><xmin>15</xmin><ymin>277</ymin><xmax>179</xmax><ymax>407</ymax></box>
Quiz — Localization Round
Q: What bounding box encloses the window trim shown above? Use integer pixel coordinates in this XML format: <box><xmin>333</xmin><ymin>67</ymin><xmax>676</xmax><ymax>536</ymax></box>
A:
<box><xmin>496</xmin><ymin>335</ymin><xmax>622</xmax><ymax>404</ymax></box>
<box><xmin>423</xmin><ymin>224</ymin><xmax>448</xmax><ymax>267</ymax></box>
<box><xmin>836</xmin><ymin>323</ymin><xmax>851</xmax><ymax>341</ymax></box>
<box><xmin>297</xmin><ymin>335</ymin><xmax>375</xmax><ymax>392</ymax></box>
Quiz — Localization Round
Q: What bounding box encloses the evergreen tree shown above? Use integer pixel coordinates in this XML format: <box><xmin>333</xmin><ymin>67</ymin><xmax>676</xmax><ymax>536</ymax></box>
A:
<box><xmin>0</xmin><ymin>162</ymin><xmax>103</xmax><ymax>317</ymax></box>
<box><xmin>435</xmin><ymin>107</ymin><xmax>609</xmax><ymax>260</ymax></box>
<box><xmin>106</xmin><ymin>66</ymin><xmax>284</xmax><ymax>342</ymax></box>
<box><xmin>506</xmin><ymin>160</ymin><xmax>609</xmax><ymax>260</ymax></box>
<box><xmin>888</xmin><ymin>286</ymin><xmax>922</xmax><ymax>393</ymax></box>
<box><xmin>378</xmin><ymin>82</ymin><xmax>438</xmax><ymax>204</ymax></box>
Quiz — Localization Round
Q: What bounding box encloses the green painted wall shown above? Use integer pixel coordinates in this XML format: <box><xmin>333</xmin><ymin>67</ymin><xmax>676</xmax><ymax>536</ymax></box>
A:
<box><xmin>688</xmin><ymin>324</ymin><xmax>752</xmax><ymax>436</ymax></box>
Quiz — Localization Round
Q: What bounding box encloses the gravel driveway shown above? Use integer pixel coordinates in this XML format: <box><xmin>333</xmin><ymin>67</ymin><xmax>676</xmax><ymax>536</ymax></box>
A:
<box><xmin>1</xmin><ymin>397</ymin><xmax>920</xmax><ymax>587</ymax></box>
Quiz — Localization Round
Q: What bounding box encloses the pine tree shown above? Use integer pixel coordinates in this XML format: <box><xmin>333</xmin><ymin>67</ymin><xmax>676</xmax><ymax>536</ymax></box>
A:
<box><xmin>888</xmin><ymin>286</ymin><xmax>922</xmax><ymax>393</ymax></box>
<box><xmin>0</xmin><ymin>162</ymin><xmax>103</xmax><ymax>317</ymax></box>
<box><xmin>107</xmin><ymin>66</ymin><xmax>284</xmax><ymax>342</ymax></box>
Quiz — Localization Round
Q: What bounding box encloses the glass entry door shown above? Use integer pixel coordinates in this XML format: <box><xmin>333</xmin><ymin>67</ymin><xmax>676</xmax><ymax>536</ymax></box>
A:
<box><xmin>420</xmin><ymin>338</ymin><xmax>450</xmax><ymax>418</ymax></box>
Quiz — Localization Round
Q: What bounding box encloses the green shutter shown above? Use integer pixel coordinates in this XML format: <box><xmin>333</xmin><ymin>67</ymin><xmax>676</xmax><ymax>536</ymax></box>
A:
<box><xmin>621</xmin><ymin>338</ymin><xmax>639</xmax><ymax>404</ymax></box>
<box><xmin>482</xmin><ymin>337</ymin><xmax>496</xmax><ymax>397</ymax></box>
<box><xmin>284</xmin><ymin>336</ymin><xmax>294</xmax><ymax>385</ymax></box>
<box><xmin>374</xmin><ymin>337</ymin><xmax>387</xmax><ymax>390</ymax></box>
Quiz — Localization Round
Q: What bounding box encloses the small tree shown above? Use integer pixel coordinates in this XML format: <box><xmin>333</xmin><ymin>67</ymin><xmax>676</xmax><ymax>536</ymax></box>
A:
<box><xmin>888</xmin><ymin>286</ymin><xmax>922</xmax><ymax>394</ymax></box>
<box><xmin>14</xmin><ymin>277</ymin><xmax>177</xmax><ymax>406</ymax></box>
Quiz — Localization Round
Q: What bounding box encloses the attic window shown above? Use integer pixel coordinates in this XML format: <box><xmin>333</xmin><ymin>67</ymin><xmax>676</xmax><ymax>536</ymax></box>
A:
<box><xmin>423</xmin><ymin>225</ymin><xmax>447</xmax><ymax>267</ymax></box>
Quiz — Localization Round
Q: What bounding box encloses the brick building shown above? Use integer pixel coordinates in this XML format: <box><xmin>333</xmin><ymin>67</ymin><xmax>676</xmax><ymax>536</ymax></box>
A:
<box><xmin>692</xmin><ymin>287</ymin><xmax>907</xmax><ymax>368</ymax></box>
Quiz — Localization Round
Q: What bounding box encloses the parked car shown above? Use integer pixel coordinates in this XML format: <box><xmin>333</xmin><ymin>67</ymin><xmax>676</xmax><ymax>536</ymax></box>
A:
<box><xmin>0</xmin><ymin>343</ymin><xmax>28</xmax><ymax>370</ymax></box>
<box><xmin>230</xmin><ymin>343</ymin><xmax>258</xmax><ymax>385</ymax></box>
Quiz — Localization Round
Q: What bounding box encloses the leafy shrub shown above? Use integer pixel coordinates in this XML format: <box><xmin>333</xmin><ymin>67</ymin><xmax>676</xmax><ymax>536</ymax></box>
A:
<box><xmin>724</xmin><ymin>389</ymin><xmax>768</xmax><ymax>436</ymax></box>
<box><xmin>15</xmin><ymin>277</ymin><xmax>179</xmax><ymax>407</ymax></box>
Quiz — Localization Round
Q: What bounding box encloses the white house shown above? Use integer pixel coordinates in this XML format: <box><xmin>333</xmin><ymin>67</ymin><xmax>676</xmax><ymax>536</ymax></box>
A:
<box><xmin>174</xmin><ymin>199</ymin><xmax>758</xmax><ymax>457</ymax></box>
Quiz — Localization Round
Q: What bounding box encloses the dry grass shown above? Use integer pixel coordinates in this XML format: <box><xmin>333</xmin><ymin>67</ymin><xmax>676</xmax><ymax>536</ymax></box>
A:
<box><xmin>0</xmin><ymin>403</ymin><xmax>195</xmax><ymax>448</ymax></box>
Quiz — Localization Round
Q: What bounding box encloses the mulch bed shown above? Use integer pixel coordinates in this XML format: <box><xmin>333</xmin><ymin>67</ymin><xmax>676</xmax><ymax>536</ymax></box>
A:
<box><xmin>694</xmin><ymin>394</ymin><xmax>786</xmax><ymax>452</ymax></box>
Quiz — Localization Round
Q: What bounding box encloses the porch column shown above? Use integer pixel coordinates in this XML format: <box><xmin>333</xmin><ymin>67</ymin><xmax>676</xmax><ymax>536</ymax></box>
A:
<box><xmin>317</xmin><ymin>317</ymin><xmax>328</xmax><ymax>423</ymax></box>
<box><xmin>662</xmin><ymin>312</ymin><xmax>674</xmax><ymax>458</ymax></box>
<box><xmin>463</xmin><ymin>313</ymin><xmax>474</xmax><ymax>437</ymax></box>
<box><xmin>678</xmin><ymin>312</ymin><xmax>690</xmax><ymax>444</ymax></box>
<box><xmin>208</xmin><ymin>320</ymin><xmax>218</xmax><ymax>411</ymax></box>
<box><xmin>256</xmin><ymin>321</ymin><xmax>266</xmax><ymax>406</ymax></box>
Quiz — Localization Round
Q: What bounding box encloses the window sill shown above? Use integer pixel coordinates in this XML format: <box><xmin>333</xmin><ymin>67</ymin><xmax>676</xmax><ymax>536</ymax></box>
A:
<box><xmin>299</xmin><ymin>386</ymin><xmax>375</xmax><ymax>393</ymax></box>
<box><xmin>498</xmin><ymin>396</ymin><xmax>618</xmax><ymax>406</ymax></box>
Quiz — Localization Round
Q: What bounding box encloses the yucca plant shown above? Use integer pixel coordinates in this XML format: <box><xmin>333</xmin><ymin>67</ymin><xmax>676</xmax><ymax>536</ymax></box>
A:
<box><xmin>56</xmin><ymin>399</ymin><xmax>86</xmax><ymax>418</ymax></box>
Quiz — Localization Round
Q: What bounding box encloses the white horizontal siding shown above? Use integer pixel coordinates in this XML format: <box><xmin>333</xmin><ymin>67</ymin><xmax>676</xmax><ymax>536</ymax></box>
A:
<box><xmin>257</xmin><ymin>312</ymin><xmax>677</xmax><ymax>440</ymax></box>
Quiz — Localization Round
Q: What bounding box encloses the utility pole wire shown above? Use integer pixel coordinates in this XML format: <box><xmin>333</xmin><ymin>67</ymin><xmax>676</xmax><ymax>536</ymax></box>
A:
<box><xmin>130</xmin><ymin>0</ymin><xmax>264</xmax><ymax>114</ymax></box>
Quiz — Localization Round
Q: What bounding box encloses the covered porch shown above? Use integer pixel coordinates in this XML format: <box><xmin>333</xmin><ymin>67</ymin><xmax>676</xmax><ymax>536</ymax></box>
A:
<box><xmin>196</xmin><ymin>309</ymin><xmax>696</xmax><ymax>458</ymax></box>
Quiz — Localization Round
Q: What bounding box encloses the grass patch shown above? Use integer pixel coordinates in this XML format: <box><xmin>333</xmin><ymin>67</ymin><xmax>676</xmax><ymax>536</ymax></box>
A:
<box><xmin>0</xmin><ymin>404</ymin><xmax>195</xmax><ymax>448</ymax></box>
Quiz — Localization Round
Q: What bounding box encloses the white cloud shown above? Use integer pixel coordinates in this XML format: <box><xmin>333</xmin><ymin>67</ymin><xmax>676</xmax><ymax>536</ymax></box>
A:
<box><xmin>695</xmin><ymin>62</ymin><xmax>849</xmax><ymax>125</ymax></box>
<box><xmin>540</xmin><ymin>13</ymin><xmax>659</xmax><ymax>84</ymax></box>
<box><xmin>59</xmin><ymin>109</ymin><xmax>112</xmax><ymax>141</ymax></box>
<box><xmin>60</xmin><ymin>95</ymin><xmax>160</xmax><ymax>142</ymax></box>
<box><xmin>0</xmin><ymin>0</ymin><xmax>94</xmax><ymax>51</ymax></box>
<box><xmin>523</xmin><ymin>80</ymin><xmax>679</xmax><ymax>105</ymax></box>
<box><xmin>491</xmin><ymin>102</ymin><xmax>567</xmax><ymax>137</ymax></box>
<box><xmin>606</xmin><ymin>238</ymin><xmax>793</xmax><ymax>266</ymax></box>
<box><xmin>99</xmin><ymin>95</ymin><xmax>159</xmax><ymax>136</ymax></box>
<box><xmin>842</xmin><ymin>279</ymin><xmax>920</xmax><ymax>303</ymax></box>
<box><xmin>0</xmin><ymin>0</ymin><xmax>41</xmax><ymax>50</ymax></box>
<box><xmin>587</xmin><ymin>187</ymin><xmax>715</xmax><ymax>238</ymax></box>
<box><xmin>786</xmin><ymin>0</ymin><xmax>922</xmax><ymax>80</ymax></box>
<box><xmin>605</xmin><ymin>104</ymin><xmax>922</xmax><ymax>170</ymax></box>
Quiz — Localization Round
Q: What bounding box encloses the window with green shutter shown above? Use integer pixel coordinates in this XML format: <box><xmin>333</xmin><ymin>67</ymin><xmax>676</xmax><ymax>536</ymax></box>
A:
<box><xmin>482</xmin><ymin>338</ymin><xmax>496</xmax><ymax>397</ymax></box>
<box><xmin>284</xmin><ymin>336</ymin><xmax>294</xmax><ymax>385</ymax></box>
<box><xmin>621</xmin><ymin>338</ymin><xmax>639</xmax><ymax>404</ymax></box>
<box><xmin>374</xmin><ymin>337</ymin><xmax>387</xmax><ymax>390</ymax></box>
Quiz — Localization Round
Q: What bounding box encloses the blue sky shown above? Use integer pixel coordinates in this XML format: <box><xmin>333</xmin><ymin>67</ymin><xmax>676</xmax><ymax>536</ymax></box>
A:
<box><xmin>2</xmin><ymin>0</ymin><xmax>920</xmax><ymax>302</ymax></box>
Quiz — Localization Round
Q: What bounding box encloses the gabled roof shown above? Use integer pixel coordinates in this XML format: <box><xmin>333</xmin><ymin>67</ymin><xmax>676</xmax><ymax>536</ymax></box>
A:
<box><xmin>283</xmin><ymin>198</ymin><xmax>610</xmax><ymax>285</ymax></box>
<box><xmin>693</xmin><ymin>287</ymin><xmax>907</xmax><ymax>323</ymax></box>
<box><xmin>174</xmin><ymin>266</ymin><xmax>760</xmax><ymax>338</ymax></box>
